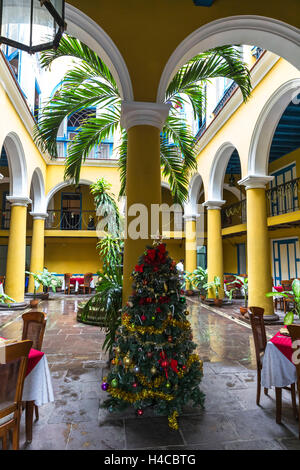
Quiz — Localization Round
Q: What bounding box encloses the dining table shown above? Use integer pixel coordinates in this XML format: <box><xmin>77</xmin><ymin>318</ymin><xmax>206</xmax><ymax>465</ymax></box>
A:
<box><xmin>0</xmin><ymin>337</ymin><xmax>54</xmax><ymax>443</ymax></box>
<box><xmin>261</xmin><ymin>329</ymin><xmax>296</xmax><ymax>389</ymax></box>
<box><xmin>61</xmin><ymin>276</ymin><xmax>95</xmax><ymax>292</ymax></box>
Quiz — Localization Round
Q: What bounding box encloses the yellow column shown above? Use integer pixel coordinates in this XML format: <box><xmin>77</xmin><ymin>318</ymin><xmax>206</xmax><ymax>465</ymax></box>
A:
<box><xmin>184</xmin><ymin>216</ymin><xmax>197</xmax><ymax>275</ymax></box>
<box><xmin>121</xmin><ymin>101</ymin><xmax>170</xmax><ymax>304</ymax></box>
<box><xmin>204</xmin><ymin>201</ymin><xmax>224</xmax><ymax>299</ymax></box>
<box><xmin>28</xmin><ymin>213</ymin><xmax>47</xmax><ymax>293</ymax></box>
<box><xmin>5</xmin><ymin>197</ymin><xmax>30</xmax><ymax>304</ymax></box>
<box><xmin>241</xmin><ymin>176</ymin><xmax>276</xmax><ymax>319</ymax></box>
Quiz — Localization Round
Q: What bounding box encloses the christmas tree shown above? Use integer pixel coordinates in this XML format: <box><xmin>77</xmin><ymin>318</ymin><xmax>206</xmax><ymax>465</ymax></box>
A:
<box><xmin>101</xmin><ymin>242</ymin><xmax>205</xmax><ymax>430</ymax></box>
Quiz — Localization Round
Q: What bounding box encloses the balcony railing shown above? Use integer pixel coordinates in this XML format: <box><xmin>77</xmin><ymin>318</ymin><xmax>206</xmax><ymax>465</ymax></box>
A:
<box><xmin>0</xmin><ymin>210</ymin><xmax>10</xmax><ymax>229</ymax></box>
<box><xmin>266</xmin><ymin>177</ymin><xmax>300</xmax><ymax>217</ymax></box>
<box><xmin>221</xmin><ymin>200</ymin><xmax>246</xmax><ymax>228</ymax></box>
<box><xmin>56</xmin><ymin>142</ymin><xmax>115</xmax><ymax>160</ymax></box>
<box><xmin>45</xmin><ymin>210</ymin><xmax>98</xmax><ymax>231</ymax></box>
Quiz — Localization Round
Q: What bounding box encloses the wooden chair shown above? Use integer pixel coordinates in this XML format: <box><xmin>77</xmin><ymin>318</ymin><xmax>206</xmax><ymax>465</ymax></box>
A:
<box><xmin>249</xmin><ymin>307</ymin><xmax>269</xmax><ymax>405</ymax></box>
<box><xmin>22</xmin><ymin>311</ymin><xmax>47</xmax><ymax>442</ymax></box>
<box><xmin>287</xmin><ymin>324</ymin><xmax>300</xmax><ymax>438</ymax></box>
<box><xmin>0</xmin><ymin>339</ymin><xmax>32</xmax><ymax>450</ymax></box>
<box><xmin>64</xmin><ymin>273</ymin><xmax>73</xmax><ymax>295</ymax></box>
<box><xmin>79</xmin><ymin>273</ymin><xmax>93</xmax><ymax>294</ymax></box>
<box><xmin>249</xmin><ymin>307</ymin><xmax>297</xmax><ymax>424</ymax></box>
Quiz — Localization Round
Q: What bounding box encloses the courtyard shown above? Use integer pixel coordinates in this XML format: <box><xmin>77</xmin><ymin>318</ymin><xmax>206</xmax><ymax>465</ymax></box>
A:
<box><xmin>1</xmin><ymin>295</ymin><xmax>300</xmax><ymax>451</ymax></box>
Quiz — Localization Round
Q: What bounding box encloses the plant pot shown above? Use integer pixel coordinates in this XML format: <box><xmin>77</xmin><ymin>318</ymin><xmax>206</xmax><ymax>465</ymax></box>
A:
<box><xmin>240</xmin><ymin>306</ymin><xmax>248</xmax><ymax>315</ymax></box>
<box><xmin>41</xmin><ymin>293</ymin><xmax>49</xmax><ymax>300</ymax></box>
<box><xmin>30</xmin><ymin>299</ymin><xmax>39</xmax><ymax>308</ymax></box>
<box><xmin>186</xmin><ymin>290</ymin><xmax>194</xmax><ymax>296</ymax></box>
<box><xmin>214</xmin><ymin>298</ymin><xmax>223</xmax><ymax>307</ymax></box>
<box><xmin>200</xmin><ymin>295</ymin><xmax>206</xmax><ymax>301</ymax></box>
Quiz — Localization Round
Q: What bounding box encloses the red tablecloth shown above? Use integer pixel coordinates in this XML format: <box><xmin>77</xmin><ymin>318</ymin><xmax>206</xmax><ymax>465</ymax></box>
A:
<box><xmin>270</xmin><ymin>329</ymin><xmax>292</xmax><ymax>362</ymax></box>
<box><xmin>0</xmin><ymin>337</ymin><xmax>44</xmax><ymax>377</ymax></box>
<box><xmin>70</xmin><ymin>277</ymin><xmax>84</xmax><ymax>285</ymax></box>
<box><xmin>274</xmin><ymin>286</ymin><xmax>284</xmax><ymax>292</ymax></box>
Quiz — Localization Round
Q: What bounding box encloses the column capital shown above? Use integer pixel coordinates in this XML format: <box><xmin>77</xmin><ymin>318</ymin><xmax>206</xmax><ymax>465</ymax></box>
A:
<box><xmin>238</xmin><ymin>175</ymin><xmax>274</xmax><ymax>190</ymax></box>
<box><xmin>29</xmin><ymin>212</ymin><xmax>48</xmax><ymax>220</ymax></box>
<box><xmin>120</xmin><ymin>101</ymin><xmax>171</xmax><ymax>131</ymax></box>
<box><xmin>203</xmin><ymin>200</ymin><xmax>225</xmax><ymax>210</ymax></box>
<box><xmin>183</xmin><ymin>213</ymin><xmax>200</xmax><ymax>222</ymax></box>
<box><xmin>6</xmin><ymin>196</ymin><xmax>31</xmax><ymax>207</ymax></box>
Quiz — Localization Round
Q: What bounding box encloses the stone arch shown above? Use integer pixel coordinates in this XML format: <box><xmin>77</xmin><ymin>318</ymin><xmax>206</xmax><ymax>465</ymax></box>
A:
<box><xmin>208</xmin><ymin>142</ymin><xmax>242</xmax><ymax>202</ymax></box>
<box><xmin>29</xmin><ymin>168</ymin><xmax>46</xmax><ymax>213</ymax></box>
<box><xmin>248</xmin><ymin>78</ymin><xmax>300</xmax><ymax>176</ymax></box>
<box><xmin>157</xmin><ymin>15</ymin><xmax>300</xmax><ymax>102</ymax></box>
<box><xmin>45</xmin><ymin>179</ymin><xmax>93</xmax><ymax>211</ymax></box>
<box><xmin>185</xmin><ymin>173</ymin><xmax>203</xmax><ymax>216</ymax></box>
<box><xmin>65</xmin><ymin>3</ymin><xmax>133</xmax><ymax>101</ymax></box>
<box><xmin>2</xmin><ymin>132</ymin><xmax>28</xmax><ymax>197</ymax></box>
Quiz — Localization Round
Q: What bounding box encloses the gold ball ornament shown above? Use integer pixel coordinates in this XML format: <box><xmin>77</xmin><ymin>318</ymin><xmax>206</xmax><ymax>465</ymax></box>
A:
<box><xmin>124</xmin><ymin>356</ymin><xmax>132</xmax><ymax>367</ymax></box>
<box><xmin>150</xmin><ymin>366</ymin><xmax>157</xmax><ymax>375</ymax></box>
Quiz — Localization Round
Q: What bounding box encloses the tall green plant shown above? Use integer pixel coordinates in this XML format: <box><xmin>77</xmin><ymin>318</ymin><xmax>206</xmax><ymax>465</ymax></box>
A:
<box><xmin>90</xmin><ymin>178</ymin><xmax>120</xmax><ymax>236</ymax></box>
<box><xmin>204</xmin><ymin>276</ymin><xmax>222</xmax><ymax>299</ymax></box>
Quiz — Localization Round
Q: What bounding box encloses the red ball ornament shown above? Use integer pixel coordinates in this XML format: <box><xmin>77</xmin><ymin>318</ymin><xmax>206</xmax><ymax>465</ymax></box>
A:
<box><xmin>182</xmin><ymin>365</ymin><xmax>186</xmax><ymax>370</ymax></box>
<box><xmin>167</xmin><ymin>336</ymin><xmax>172</xmax><ymax>343</ymax></box>
<box><xmin>133</xmin><ymin>383</ymin><xmax>137</xmax><ymax>388</ymax></box>
<box><xmin>147</xmin><ymin>352</ymin><xmax>152</xmax><ymax>358</ymax></box>
<box><xmin>137</xmin><ymin>409</ymin><xmax>144</xmax><ymax>416</ymax></box>
<box><xmin>161</xmin><ymin>360</ymin><xmax>168</xmax><ymax>368</ymax></box>
<box><xmin>141</xmin><ymin>315</ymin><xmax>146</xmax><ymax>322</ymax></box>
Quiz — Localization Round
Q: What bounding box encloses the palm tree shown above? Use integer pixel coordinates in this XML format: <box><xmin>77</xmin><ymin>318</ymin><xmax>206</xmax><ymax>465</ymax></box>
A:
<box><xmin>34</xmin><ymin>36</ymin><xmax>251</xmax><ymax>203</ymax></box>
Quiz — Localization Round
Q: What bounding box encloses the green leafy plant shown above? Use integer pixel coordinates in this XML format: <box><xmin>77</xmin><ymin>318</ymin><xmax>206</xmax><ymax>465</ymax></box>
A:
<box><xmin>26</xmin><ymin>269</ymin><xmax>62</xmax><ymax>297</ymax></box>
<box><xmin>0</xmin><ymin>292</ymin><xmax>15</xmax><ymax>305</ymax></box>
<box><xmin>204</xmin><ymin>275</ymin><xmax>222</xmax><ymax>299</ymax></box>
<box><xmin>79</xmin><ymin>235</ymin><xmax>123</xmax><ymax>353</ymax></box>
<box><xmin>266</xmin><ymin>279</ymin><xmax>300</xmax><ymax>325</ymax></box>
<box><xmin>34</xmin><ymin>36</ymin><xmax>251</xmax><ymax>204</ymax></box>
<box><xmin>232</xmin><ymin>275</ymin><xmax>248</xmax><ymax>307</ymax></box>
<box><xmin>189</xmin><ymin>267</ymin><xmax>208</xmax><ymax>296</ymax></box>
<box><xmin>225</xmin><ymin>287</ymin><xmax>235</xmax><ymax>301</ymax></box>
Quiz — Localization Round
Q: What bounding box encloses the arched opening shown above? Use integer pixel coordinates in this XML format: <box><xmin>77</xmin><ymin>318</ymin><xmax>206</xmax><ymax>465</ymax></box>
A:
<box><xmin>29</xmin><ymin>168</ymin><xmax>46</xmax><ymax>214</ymax></box>
<box><xmin>157</xmin><ymin>16</ymin><xmax>300</xmax><ymax>102</ymax></box>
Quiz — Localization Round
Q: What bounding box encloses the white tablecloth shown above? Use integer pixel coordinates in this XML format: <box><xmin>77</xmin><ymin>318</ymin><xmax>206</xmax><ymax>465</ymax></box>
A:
<box><xmin>261</xmin><ymin>342</ymin><xmax>297</xmax><ymax>388</ymax></box>
<box><xmin>61</xmin><ymin>278</ymin><xmax>95</xmax><ymax>292</ymax></box>
<box><xmin>22</xmin><ymin>355</ymin><xmax>54</xmax><ymax>407</ymax></box>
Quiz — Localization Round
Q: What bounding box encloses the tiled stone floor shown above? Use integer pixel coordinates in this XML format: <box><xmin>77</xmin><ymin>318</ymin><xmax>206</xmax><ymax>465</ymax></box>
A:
<box><xmin>1</xmin><ymin>294</ymin><xmax>300</xmax><ymax>450</ymax></box>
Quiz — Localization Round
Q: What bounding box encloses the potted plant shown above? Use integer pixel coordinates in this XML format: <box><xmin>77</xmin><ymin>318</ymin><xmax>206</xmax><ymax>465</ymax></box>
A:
<box><xmin>234</xmin><ymin>275</ymin><xmax>248</xmax><ymax>315</ymax></box>
<box><xmin>184</xmin><ymin>272</ymin><xmax>195</xmax><ymax>296</ymax></box>
<box><xmin>190</xmin><ymin>267</ymin><xmax>208</xmax><ymax>300</ymax></box>
<box><xmin>37</xmin><ymin>269</ymin><xmax>62</xmax><ymax>298</ymax></box>
<box><xmin>204</xmin><ymin>276</ymin><xmax>223</xmax><ymax>306</ymax></box>
<box><xmin>266</xmin><ymin>279</ymin><xmax>300</xmax><ymax>325</ymax></box>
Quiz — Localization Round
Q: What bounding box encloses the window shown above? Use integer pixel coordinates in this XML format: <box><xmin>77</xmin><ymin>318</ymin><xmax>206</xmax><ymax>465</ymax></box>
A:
<box><xmin>67</xmin><ymin>109</ymin><xmax>96</xmax><ymax>129</ymax></box>
<box><xmin>61</xmin><ymin>193</ymin><xmax>82</xmax><ymax>230</ymax></box>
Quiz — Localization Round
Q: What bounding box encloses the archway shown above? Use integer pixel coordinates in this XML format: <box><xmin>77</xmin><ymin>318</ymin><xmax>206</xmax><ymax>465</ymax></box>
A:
<box><xmin>157</xmin><ymin>16</ymin><xmax>300</xmax><ymax>102</ymax></box>
<box><xmin>2</xmin><ymin>132</ymin><xmax>28</xmax><ymax>198</ymax></box>
<box><xmin>65</xmin><ymin>3</ymin><xmax>133</xmax><ymax>101</ymax></box>
<box><xmin>29</xmin><ymin>168</ymin><xmax>46</xmax><ymax>214</ymax></box>
<box><xmin>248</xmin><ymin>78</ymin><xmax>300</xmax><ymax>176</ymax></box>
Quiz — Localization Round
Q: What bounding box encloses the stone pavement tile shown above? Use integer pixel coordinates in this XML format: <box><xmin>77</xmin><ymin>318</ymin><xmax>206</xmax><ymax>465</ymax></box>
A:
<box><xmin>229</xmin><ymin>386</ymin><xmax>294</xmax><ymax>412</ymax></box>
<box><xmin>279</xmin><ymin>438</ymin><xmax>300</xmax><ymax>450</ymax></box>
<box><xmin>22</xmin><ymin>423</ymin><xmax>72</xmax><ymax>450</ymax></box>
<box><xmin>201</xmin><ymin>373</ymin><xmax>248</xmax><ymax>392</ymax></box>
<box><xmin>223</xmin><ymin>439</ymin><xmax>284</xmax><ymax>450</ymax></box>
<box><xmin>48</xmin><ymin>398</ymin><xmax>99</xmax><ymax>424</ymax></box>
<box><xmin>64</xmin><ymin>366</ymin><xmax>102</xmax><ymax>383</ymax></box>
<box><xmin>67</xmin><ymin>421</ymin><xmax>125</xmax><ymax>450</ymax></box>
<box><xmin>227</xmin><ymin>408</ymin><xmax>296</xmax><ymax>441</ymax></box>
<box><xmin>125</xmin><ymin>417</ymin><xmax>184</xmax><ymax>449</ymax></box>
<box><xmin>180</xmin><ymin>412</ymin><xmax>237</xmax><ymax>445</ymax></box>
<box><xmin>199</xmin><ymin>386</ymin><xmax>244</xmax><ymax>413</ymax></box>
<box><xmin>207</xmin><ymin>361</ymin><xmax>248</xmax><ymax>375</ymax></box>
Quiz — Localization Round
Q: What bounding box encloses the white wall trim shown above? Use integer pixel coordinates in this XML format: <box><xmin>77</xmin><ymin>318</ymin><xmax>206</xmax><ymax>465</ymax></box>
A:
<box><xmin>203</xmin><ymin>200</ymin><xmax>225</xmax><ymax>210</ymax></box>
<box><xmin>65</xmin><ymin>3</ymin><xmax>133</xmax><ymax>101</ymax></box>
<box><xmin>120</xmin><ymin>101</ymin><xmax>171</xmax><ymax>130</ymax></box>
<box><xmin>157</xmin><ymin>15</ymin><xmax>300</xmax><ymax>102</ymax></box>
<box><xmin>208</xmin><ymin>142</ymin><xmax>237</xmax><ymax>201</ymax></box>
<box><xmin>238</xmin><ymin>174</ymin><xmax>274</xmax><ymax>190</ymax></box>
<box><xmin>30</xmin><ymin>167</ymin><xmax>46</xmax><ymax>214</ymax></box>
<box><xmin>1</xmin><ymin>132</ymin><xmax>28</xmax><ymax>197</ymax></box>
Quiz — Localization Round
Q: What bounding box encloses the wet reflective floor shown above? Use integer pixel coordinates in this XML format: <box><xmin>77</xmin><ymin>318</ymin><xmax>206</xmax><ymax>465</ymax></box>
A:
<box><xmin>1</xmin><ymin>295</ymin><xmax>300</xmax><ymax>450</ymax></box>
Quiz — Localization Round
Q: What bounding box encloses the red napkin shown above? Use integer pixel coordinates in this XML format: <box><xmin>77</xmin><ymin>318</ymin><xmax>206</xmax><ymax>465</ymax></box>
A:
<box><xmin>0</xmin><ymin>336</ymin><xmax>44</xmax><ymax>376</ymax></box>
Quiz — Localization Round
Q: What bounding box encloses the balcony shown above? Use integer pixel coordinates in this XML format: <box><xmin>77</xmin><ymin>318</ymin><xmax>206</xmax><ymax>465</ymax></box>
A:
<box><xmin>266</xmin><ymin>177</ymin><xmax>300</xmax><ymax>217</ymax></box>
<box><xmin>56</xmin><ymin>141</ymin><xmax>115</xmax><ymax>160</ymax></box>
<box><xmin>45</xmin><ymin>210</ymin><xmax>98</xmax><ymax>231</ymax></box>
<box><xmin>221</xmin><ymin>200</ymin><xmax>246</xmax><ymax>228</ymax></box>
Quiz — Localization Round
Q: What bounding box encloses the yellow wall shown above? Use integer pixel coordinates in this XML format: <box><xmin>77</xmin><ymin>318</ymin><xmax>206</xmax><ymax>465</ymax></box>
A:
<box><xmin>44</xmin><ymin>237</ymin><xmax>101</xmax><ymax>274</ymax></box>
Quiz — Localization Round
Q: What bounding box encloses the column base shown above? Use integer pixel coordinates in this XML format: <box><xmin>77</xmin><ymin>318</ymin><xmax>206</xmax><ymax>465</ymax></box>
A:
<box><xmin>263</xmin><ymin>313</ymin><xmax>280</xmax><ymax>322</ymax></box>
<box><xmin>0</xmin><ymin>301</ymin><xmax>29</xmax><ymax>310</ymax></box>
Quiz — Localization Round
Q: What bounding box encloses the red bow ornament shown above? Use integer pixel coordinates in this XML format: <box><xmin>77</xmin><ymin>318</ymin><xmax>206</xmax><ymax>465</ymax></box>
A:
<box><xmin>159</xmin><ymin>351</ymin><xmax>179</xmax><ymax>379</ymax></box>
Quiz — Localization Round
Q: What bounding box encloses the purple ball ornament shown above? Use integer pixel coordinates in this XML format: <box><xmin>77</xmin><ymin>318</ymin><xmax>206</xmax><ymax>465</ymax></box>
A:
<box><xmin>101</xmin><ymin>382</ymin><xmax>109</xmax><ymax>391</ymax></box>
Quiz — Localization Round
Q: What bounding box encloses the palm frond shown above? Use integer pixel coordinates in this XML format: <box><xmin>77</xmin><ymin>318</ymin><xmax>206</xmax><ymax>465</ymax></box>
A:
<box><xmin>64</xmin><ymin>111</ymin><xmax>120</xmax><ymax>183</ymax></box>
<box><xmin>39</xmin><ymin>35</ymin><xmax>117</xmax><ymax>88</ymax></box>
<box><xmin>160</xmin><ymin>140</ymin><xmax>190</xmax><ymax>204</ymax></box>
<box><xmin>163</xmin><ymin>116</ymin><xmax>197</xmax><ymax>172</ymax></box>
